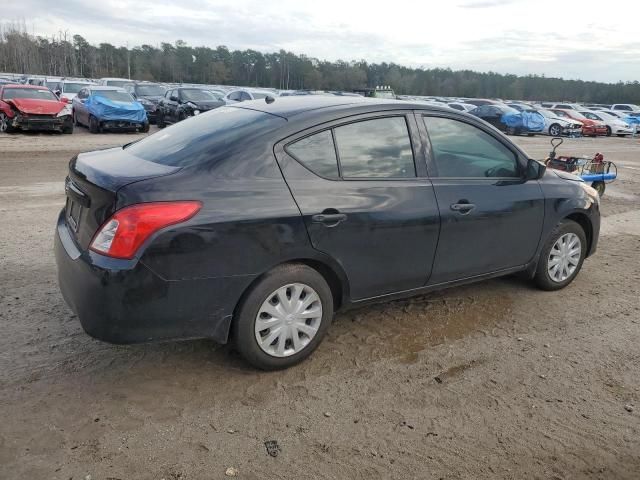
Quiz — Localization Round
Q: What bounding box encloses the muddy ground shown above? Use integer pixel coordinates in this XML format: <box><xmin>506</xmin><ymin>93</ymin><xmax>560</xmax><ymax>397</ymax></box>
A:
<box><xmin>0</xmin><ymin>128</ymin><xmax>639</xmax><ymax>480</ymax></box>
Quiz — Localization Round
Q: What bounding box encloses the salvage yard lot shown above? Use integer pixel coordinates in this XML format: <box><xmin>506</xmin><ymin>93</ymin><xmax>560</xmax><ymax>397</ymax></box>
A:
<box><xmin>0</xmin><ymin>129</ymin><xmax>639</xmax><ymax>479</ymax></box>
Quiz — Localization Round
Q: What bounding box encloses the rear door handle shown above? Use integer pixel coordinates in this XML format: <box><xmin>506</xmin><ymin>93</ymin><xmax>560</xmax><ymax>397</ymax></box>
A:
<box><xmin>450</xmin><ymin>203</ymin><xmax>475</xmax><ymax>214</ymax></box>
<box><xmin>311</xmin><ymin>213</ymin><xmax>347</xmax><ymax>226</ymax></box>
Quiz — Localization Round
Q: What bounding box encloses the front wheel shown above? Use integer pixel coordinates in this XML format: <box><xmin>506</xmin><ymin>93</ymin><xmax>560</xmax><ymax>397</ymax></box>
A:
<box><xmin>606</xmin><ymin>126</ymin><xmax>612</xmax><ymax>137</ymax></box>
<box><xmin>89</xmin><ymin>115</ymin><xmax>100</xmax><ymax>134</ymax></box>
<box><xmin>140</xmin><ymin>121</ymin><xmax>150</xmax><ymax>133</ymax></box>
<box><xmin>534</xmin><ymin>220</ymin><xmax>587</xmax><ymax>291</ymax></box>
<box><xmin>233</xmin><ymin>264</ymin><xmax>334</xmax><ymax>370</ymax></box>
<box><xmin>549</xmin><ymin>124</ymin><xmax>562</xmax><ymax>136</ymax></box>
<box><xmin>591</xmin><ymin>181</ymin><xmax>605</xmax><ymax>197</ymax></box>
<box><xmin>62</xmin><ymin>117</ymin><xmax>74</xmax><ymax>134</ymax></box>
<box><xmin>156</xmin><ymin>111</ymin><xmax>166</xmax><ymax>128</ymax></box>
<box><xmin>0</xmin><ymin>112</ymin><xmax>15</xmax><ymax>133</ymax></box>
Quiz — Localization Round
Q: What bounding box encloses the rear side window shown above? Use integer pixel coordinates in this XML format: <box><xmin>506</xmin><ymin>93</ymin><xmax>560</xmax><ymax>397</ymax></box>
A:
<box><xmin>424</xmin><ymin>116</ymin><xmax>519</xmax><ymax>178</ymax></box>
<box><xmin>334</xmin><ymin>117</ymin><xmax>415</xmax><ymax>178</ymax></box>
<box><xmin>286</xmin><ymin>130</ymin><xmax>339</xmax><ymax>179</ymax></box>
<box><xmin>125</xmin><ymin>106</ymin><xmax>285</xmax><ymax>167</ymax></box>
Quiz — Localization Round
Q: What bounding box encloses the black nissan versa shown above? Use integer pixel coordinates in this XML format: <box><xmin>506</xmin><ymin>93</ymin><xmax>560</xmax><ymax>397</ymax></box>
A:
<box><xmin>55</xmin><ymin>96</ymin><xmax>600</xmax><ymax>370</ymax></box>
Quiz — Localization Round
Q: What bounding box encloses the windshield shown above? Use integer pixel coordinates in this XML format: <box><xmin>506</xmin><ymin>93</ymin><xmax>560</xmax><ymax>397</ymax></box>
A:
<box><xmin>580</xmin><ymin>112</ymin><xmax>601</xmax><ymax>121</ymax></box>
<box><xmin>136</xmin><ymin>84</ymin><xmax>166</xmax><ymax>96</ymax></box>
<box><xmin>63</xmin><ymin>82</ymin><xmax>90</xmax><ymax>94</ymax></box>
<box><xmin>125</xmin><ymin>106</ymin><xmax>285</xmax><ymax>167</ymax></box>
<box><xmin>181</xmin><ymin>89</ymin><xmax>219</xmax><ymax>102</ymax></box>
<box><xmin>93</xmin><ymin>90</ymin><xmax>133</xmax><ymax>102</ymax></box>
<box><xmin>2</xmin><ymin>88</ymin><xmax>58</xmax><ymax>101</ymax></box>
<box><xmin>105</xmin><ymin>80</ymin><xmax>131</xmax><ymax>88</ymax></box>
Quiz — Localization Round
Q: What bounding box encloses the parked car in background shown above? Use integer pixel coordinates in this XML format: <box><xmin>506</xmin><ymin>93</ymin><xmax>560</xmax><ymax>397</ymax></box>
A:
<box><xmin>469</xmin><ymin>104</ymin><xmax>535</xmax><ymax>134</ymax></box>
<box><xmin>156</xmin><ymin>87</ymin><xmax>225</xmax><ymax>127</ymax></box>
<box><xmin>124</xmin><ymin>82</ymin><xmax>167</xmax><ymax>124</ymax></box>
<box><xmin>506</xmin><ymin>103</ymin><xmax>536</xmax><ymax>112</ymax></box>
<box><xmin>536</xmin><ymin>109</ymin><xmax>583</xmax><ymax>136</ymax></box>
<box><xmin>447</xmin><ymin>102</ymin><xmax>476</xmax><ymax>112</ymax></box>
<box><xmin>549</xmin><ymin>103</ymin><xmax>583</xmax><ymax>110</ymax></box>
<box><xmin>604</xmin><ymin>110</ymin><xmax>640</xmax><ymax>133</ymax></box>
<box><xmin>610</xmin><ymin>104</ymin><xmax>640</xmax><ymax>113</ymax></box>
<box><xmin>98</xmin><ymin>78</ymin><xmax>132</xmax><ymax>88</ymax></box>
<box><xmin>464</xmin><ymin>99</ymin><xmax>500</xmax><ymax>106</ymax></box>
<box><xmin>45</xmin><ymin>77</ymin><xmax>63</xmax><ymax>92</ymax></box>
<box><xmin>54</xmin><ymin>96</ymin><xmax>600</xmax><ymax>370</ymax></box>
<box><xmin>72</xmin><ymin>86</ymin><xmax>148</xmax><ymax>133</ymax></box>
<box><xmin>225</xmin><ymin>89</ymin><xmax>277</xmax><ymax>103</ymax></box>
<box><xmin>52</xmin><ymin>79</ymin><xmax>94</xmax><ymax>102</ymax></box>
<box><xmin>551</xmin><ymin>109</ymin><xmax>607</xmax><ymax>137</ymax></box>
<box><xmin>0</xmin><ymin>84</ymin><xmax>73</xmax><ymax>133</ymax></box>
<box><xmin>578</xmin><ymin>110</ymin><xmax>633</xmax><ymax>137</ymax></box>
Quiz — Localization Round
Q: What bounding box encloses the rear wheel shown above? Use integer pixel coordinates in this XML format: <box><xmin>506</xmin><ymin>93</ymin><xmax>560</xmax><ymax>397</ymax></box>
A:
<box><xmin>89</xmin><ymin>115</ymin><xmax>100</xmax><ymax>134</ymax></box>
<box><xmin>233</xmin><ymin>264</ymin><xmax>333</xmax><ymax>370</ymax></box>
<box><xmin>156</xmin><ymin>111</ymin><xmax>166</xmax><ymax>128</ymax></box>
<box><xmin>606</xmin><ymin>126</ymin><xmax>612</xmax><ymax>137</ymax></box>
<box><xmin>534</xmin><ymin>220</ymin><xmax>587</xmax><ymax>291</ymax></box>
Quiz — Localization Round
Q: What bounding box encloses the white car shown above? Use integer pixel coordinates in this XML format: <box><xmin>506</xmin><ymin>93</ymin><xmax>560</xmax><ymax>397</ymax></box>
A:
<box><xmin>578</xmin><ymin>110</ymin><xmax>633</xmax><ymax>137</ymax></box>
<box><xmin>610</xmin><ymin>104</ymin><xmax>640</xmax><ymax>113</ymax></box>
<box><xmin>225</xmin><ymin>89</ymin><xmax>277</xmax><ymax>103</ymax></box>
<box><xmin>447</xmin><ymin>102</ymin><xmax>476</xmax><ymax>112</ymax></box>
<box><xmin>537</xmin><ymin>109</ymin><xmax>583</xmax><ymax>136</ymax></box>
<box><xmin>604</xmin><ymin>110</ymin><xmax>640</xmax><ymax>133</ymax></box>
<box><xmin>52</xmin><ymin>79</ymin><xmax>94</xmax><ymax>101</ymax></box>
<box><xmin>98</xmin><ymin>77</ymin><xmax>133</xmax><ymax>88</ymax></box>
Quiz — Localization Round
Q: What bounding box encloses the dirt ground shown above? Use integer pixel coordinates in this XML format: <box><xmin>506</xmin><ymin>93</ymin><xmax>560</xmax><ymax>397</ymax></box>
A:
<box><xmin>0</xmin><ymin>127</ymin><xmax>639</xmax><ymax>480</ymax></box>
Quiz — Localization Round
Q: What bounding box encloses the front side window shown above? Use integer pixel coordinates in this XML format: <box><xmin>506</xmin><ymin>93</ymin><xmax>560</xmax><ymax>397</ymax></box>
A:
<box><xmin>424</xmin><ymin>116</ymin><xmax>519</xmax><ymax>178</ymax></box>
<box><xmin>286</xmin><ymin>130</ymin><xmax>339</xmax><ymax>179</ymax></box>
<box><xmin>334</xmin><ymin>117</ymin><xmax>415</xmax><ymax>178</ymax></box>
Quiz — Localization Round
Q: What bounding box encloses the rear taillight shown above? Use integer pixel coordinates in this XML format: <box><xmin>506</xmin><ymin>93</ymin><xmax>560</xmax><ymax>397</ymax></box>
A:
<box><xmin>90</xmin><ymin>201</ymin><xmax>201</xmax><ymax>259</ymax></box>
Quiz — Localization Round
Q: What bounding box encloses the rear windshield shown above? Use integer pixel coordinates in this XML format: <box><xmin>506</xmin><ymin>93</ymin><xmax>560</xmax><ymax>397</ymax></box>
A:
<box><xmin>2</xmin><ymin>88</ymin><xmax>58</xmax><ymax>101</ymax></box>
<box><xmin>125</xmin><ymin>106</ymin><xmax>284</xmax><ymax>167</ymax></box>
<box><xmin>93</xmin><ymin>91</ymin><xmax>133</xmax><ymax>102</ymax></box>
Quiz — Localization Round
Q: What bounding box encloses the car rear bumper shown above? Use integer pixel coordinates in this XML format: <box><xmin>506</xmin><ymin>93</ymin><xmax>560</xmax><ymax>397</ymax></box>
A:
<box><xmin>54</xmin><ymin>210</ymin><xmax>250</xmax><ymax>345</ymax></box>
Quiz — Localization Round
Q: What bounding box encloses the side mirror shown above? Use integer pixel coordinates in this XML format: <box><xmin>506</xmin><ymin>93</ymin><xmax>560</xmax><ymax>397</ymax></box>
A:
<box><xmin>54</xmin><ymin>90</ymin><xmax>62</xmax><ymax>97</ymax></box>
<box><xmin>170</xmin><ymin>95</ymin><xmax>179</xmax><ymax>102</ymax></box>
<box><xmin>60</xmin><ymin>96</ymin><xmax>69</xmax><ymax>104</ymax></box>
<box><xmin>525</xmin><ymin>158</ymin><xmax>546</xmax><ymax>180</ymax></box>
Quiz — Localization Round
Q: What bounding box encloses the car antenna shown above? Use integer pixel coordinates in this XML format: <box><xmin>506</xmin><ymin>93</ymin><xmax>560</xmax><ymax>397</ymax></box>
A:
<box><xmin>265</xmin><ymin>95</ymin><xmax>275</xmax><ymax>104</ymax></box>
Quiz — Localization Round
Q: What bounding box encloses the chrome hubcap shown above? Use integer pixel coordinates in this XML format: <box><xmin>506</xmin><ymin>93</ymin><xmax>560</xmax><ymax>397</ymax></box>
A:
<box><xmin>254</xmin><ymin>283</ymin><xmax>322</xmax><ymax>357</ymax></box>
<box><xmin>547</xmin><ymin>233</ymin><xmax>581</xmax><ymax>282</ymax></box>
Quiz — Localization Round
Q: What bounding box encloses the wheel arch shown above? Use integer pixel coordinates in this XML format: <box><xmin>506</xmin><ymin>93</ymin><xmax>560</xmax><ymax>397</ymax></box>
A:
<box><xmin>564</xmin><ymin>211</ymin><xmax>593</xmax><ymax>256</ymax></box>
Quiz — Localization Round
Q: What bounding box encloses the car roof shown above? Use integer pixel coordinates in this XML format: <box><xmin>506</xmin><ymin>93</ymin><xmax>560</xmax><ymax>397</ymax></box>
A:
<box><xmin>230</xmin><ymin>95</ymin><xmax>454</xmax><ymax>120</ymax></box>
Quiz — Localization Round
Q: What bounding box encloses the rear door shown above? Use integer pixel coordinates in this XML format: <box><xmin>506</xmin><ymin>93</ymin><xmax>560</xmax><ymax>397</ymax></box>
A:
<box><xmin>275</xmin><ymin>112</ymin><xmax>440</xmax><ymax>300</ymax></box>
<box><xmin>420</xmin><ymin>113</ymin><xmax>544</xmax><ymax>284</ymax></box>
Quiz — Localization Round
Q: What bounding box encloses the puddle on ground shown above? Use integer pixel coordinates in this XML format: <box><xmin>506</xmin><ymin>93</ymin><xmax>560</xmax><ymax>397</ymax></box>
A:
<box><xmin>325</xmin><ymin>282</ymin><xmax>515</xmax><ymax>365</ymax></box>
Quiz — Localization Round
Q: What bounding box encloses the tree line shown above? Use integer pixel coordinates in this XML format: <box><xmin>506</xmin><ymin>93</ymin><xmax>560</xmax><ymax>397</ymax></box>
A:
<box><xmin>2</xmin><ymin>22</ymin><xmax>640</xmax><ymax>103</ymax></box>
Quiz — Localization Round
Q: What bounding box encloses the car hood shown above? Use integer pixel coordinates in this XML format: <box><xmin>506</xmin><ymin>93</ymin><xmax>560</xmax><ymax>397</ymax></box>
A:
<box><xmin>553</xmin><ymin>169</ymin><xmax>584</xmax><ymax>182</ymax></box>
<box><xmin>7</xmin><ymin>98</ymin><xmax>65</xmax><ymax>115</ymax></box>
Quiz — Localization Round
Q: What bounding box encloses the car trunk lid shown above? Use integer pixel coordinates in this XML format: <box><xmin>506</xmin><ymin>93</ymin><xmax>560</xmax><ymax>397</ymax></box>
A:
<box><xmin>65</xmin><ymin>146</ymin><xmax>181</xmax><ymax>249</ymax></box>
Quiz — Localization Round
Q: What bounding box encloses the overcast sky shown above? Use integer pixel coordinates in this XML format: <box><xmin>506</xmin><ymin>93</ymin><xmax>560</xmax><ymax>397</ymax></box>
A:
<box><xmin>5</xmin><ymin>0</ymin><xmax>638</xmax><ymax>83</ymax></box>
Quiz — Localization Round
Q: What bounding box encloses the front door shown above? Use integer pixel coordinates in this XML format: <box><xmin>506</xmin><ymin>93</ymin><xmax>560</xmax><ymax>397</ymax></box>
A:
<box><xmin>276</xmin><ymin>113</ymin><xmax>440</xmax><ymax>300</ymax></box>
<box><xmin>421</xmin><ymin>114</ymin><xmax>544</xmax><ymax>284</ymax></box>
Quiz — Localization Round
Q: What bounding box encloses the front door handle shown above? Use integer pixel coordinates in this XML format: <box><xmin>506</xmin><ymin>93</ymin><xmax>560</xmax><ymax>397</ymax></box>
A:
<box><xmin>312</xmin><ymin>212</ymin><xmax>347</xmax><ymax>226</ymax></box>
<box><xmin>450</xmin><ymin>202</ymin><xmax>476</xmax><ymax>214</ymax></box>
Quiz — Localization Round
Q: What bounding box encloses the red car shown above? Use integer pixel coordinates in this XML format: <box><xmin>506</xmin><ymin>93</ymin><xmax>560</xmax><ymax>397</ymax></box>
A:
<box><xmin>0</xmin><ymin>84</ymin><xmax>73</xmax><ymax>134</ymax></box>
<box><xmin>551</xmin><ymin>109</ymin><xmax>607</xmax><ymax>137</ymax></box>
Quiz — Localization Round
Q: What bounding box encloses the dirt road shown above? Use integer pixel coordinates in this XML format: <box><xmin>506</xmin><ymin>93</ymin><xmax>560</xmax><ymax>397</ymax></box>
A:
<box><xmin>1</xmin><ymin>129</ymin><xmax>639</xmax><ymax>479</ymax></box>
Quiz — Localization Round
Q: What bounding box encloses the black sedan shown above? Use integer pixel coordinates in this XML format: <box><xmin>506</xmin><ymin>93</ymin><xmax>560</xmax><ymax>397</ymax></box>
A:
<box><xmin>125</xmin><ymin>82</ymin><xmax>167</xmax><ymax>123</ymax></box>
<box><xmin>55</xmin><ymin>97</ymin><xmax>600</xmax><ymax>370</ymax></box>
<box><xmin>156</xmin><ymin>87</ymin><xmax>225</xmax><ymax>127</ymax></box>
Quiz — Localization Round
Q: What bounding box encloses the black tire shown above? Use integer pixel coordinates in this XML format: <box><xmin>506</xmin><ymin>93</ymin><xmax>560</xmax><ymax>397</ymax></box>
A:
<box><xmin>233</xmin><ymin>264</ymin><xmax>334</xmax><ymax>370</ymax></box>
<box><xmin>534</xmin><ymin>220</ymin><xmax>587</xmax><ymax>291</ymax></box>
<box><xmin>605</xmin><ymin>126</ymin><xmax>612</xmax><ymax>136</ymax></box>
<box><xmin>616</xmin><ymin>134</ymin><xmax>626</xmax><ymax>138</ymax></box>
<box><xmin>0</xmin><ymin>112</ymin><xmax>15</xmax><ymax>133</ymax></box>
<box><xmin>73</xmin><ymin>110</ymin><xmax>80</xmax><ymax>126</ymax></box>
<box><xmin>62</xmin><ymin>117</ymin><xmax>73</xmax><ymax>134</ymax></box>
<box><xmin>549</xmin><ymin>124</ymin><xmax>561</xmax><ymax>136</ymax></box>
<box><xmin>156</xmin><ymin>111</ymin><xmax>166</xmax><ymax>129</ymax></box>
<box><xmin>592</xmin><ymin>181</ymin><xmax>605</xmax><ymax>197</ymax></box>
<box><xmin>140</xmin><ymin>121</ymin><xmax>150</xmax><ymax>133</ymax></box>
<box><xmin>89</xmin><ymin>115</ymin><xmax>100</xmax><ymax>134</ymax></box>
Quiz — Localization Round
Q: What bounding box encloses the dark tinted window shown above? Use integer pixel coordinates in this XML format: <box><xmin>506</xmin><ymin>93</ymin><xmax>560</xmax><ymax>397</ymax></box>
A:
<box><xmin>240</xmin><ymin>91</ymin><xmax>252</xmax><ymax>101</ymax></box>
<box><xmin>334</xmin><ymin>117</ymin><xmax>415</xmax><ymax>178</ymax></box>
<box><xmin>449</xmin><ymin>104</ymin><xmax>464</xmax><ymax>111</ymax></box>
<box><xmin>424</xmin><ymin>116</ymin><xmax>519</xmax><ymax>178</ymax></box>
<box><xmin>227</xmin><ymin>91</ymin><xmax>241</xmax><ymax>101</ymax></box>
<box><xmin>125</xmin><ymin>106</ymin><xmax>285</xmax><ymax>167</ymax></box>
<box><xmin>555</xmin><ymin>104</ymin><xmax>572</xmax><ymax>109</ymax></box>
<box><xmin>286</xmin><ymin>130</ymin><xmax>339</xmax><ymax>178</ymax></box>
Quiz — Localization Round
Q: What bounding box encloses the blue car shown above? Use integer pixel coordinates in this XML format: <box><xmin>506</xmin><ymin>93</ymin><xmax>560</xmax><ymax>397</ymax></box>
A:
<box><xmin>72</xmin><ymin>86</ymin><xmax>149</xmax><ymax>133</ymax></box>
